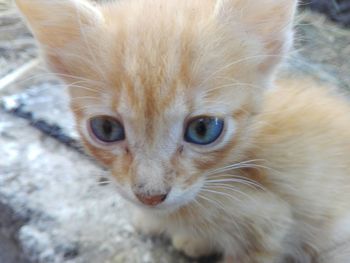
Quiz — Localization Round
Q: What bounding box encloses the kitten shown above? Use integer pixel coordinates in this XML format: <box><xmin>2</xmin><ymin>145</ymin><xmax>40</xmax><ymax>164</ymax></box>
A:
<box><xmin>16</xmin><ymin>0</ymin><xmax>350</xmax><ymax>262</ymax></box>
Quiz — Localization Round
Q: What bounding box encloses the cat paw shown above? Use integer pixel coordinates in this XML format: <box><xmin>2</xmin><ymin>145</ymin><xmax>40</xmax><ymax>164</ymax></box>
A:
<box><xmin>131</xmin><ymin>211</ymin><xmax>163</xmax><ymax>236</ymax></box>
<box><xmin>172</xmin><ymin>234</ymin><xmax>213</xmax><ymax>258</ymax></box>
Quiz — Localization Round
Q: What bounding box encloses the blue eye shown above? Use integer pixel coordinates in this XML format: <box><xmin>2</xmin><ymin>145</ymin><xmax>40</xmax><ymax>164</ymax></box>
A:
<box><xmin>184</xmin><ymin>116</ymin><xmax>224</xmax><ymax>145</ymax></box>
<box><xmin>89</xmin><ymin>116</ymin><xmax>125</xmax><ymax>143</ymax></box>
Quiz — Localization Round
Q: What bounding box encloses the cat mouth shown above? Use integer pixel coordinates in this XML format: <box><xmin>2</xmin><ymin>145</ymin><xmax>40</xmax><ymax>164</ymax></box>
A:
<box><xmin>110</xmin><ymin>178</ymin><xmax>204</xmax><ymax>211</ymax></box>
<box><xmin>135</xmin><ymin>181</ymin><xmax>204</xmax><ymax>211</ymax></box>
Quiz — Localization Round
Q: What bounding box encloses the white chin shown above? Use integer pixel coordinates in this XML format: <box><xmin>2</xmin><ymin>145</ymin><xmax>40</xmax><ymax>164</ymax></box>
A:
<box><xmin>160</xmin><ymin>181</ymin><xmax>204</xmax><ymax>209</ymax></box>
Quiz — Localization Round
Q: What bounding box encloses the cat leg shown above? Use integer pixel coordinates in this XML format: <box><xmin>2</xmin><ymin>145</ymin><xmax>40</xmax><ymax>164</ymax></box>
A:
<box><xmin>132</xmin><ymin>209</ymin><xmax>216</xmax><ymax>258</ymax></box>
<box><xmin>171</xmin><ymin>234</ymin><xmax>216</xmax><ymax>258</ymax></box>
<box><xmin>220</xmin><ymin>193</ymin><xmax>293</xmax><ymax>263</ymax></box>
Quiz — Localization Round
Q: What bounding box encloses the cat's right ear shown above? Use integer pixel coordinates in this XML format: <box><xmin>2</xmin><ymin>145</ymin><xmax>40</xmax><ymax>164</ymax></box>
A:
<box><xmin>213</xmin><ymin>0</ymin><xmax>297</xmax><ymax>74</ymax></box>
<box><xmin>15</xmin><ymin>0</ymin><xmax>104</xmax><ymax>77</ymax></box>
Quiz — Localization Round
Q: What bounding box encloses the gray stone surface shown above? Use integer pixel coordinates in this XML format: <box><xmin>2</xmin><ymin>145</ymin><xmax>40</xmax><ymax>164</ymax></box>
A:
<box><xmin>0</xmin><ymin>1</ymin><xmax>350</xmax><ymax>263</ymax></box>
<box><xmin>2</xmin><ymin>81</ymin><xmax>78</xmax><ymax>139</ymax></box>
<box><xmin>0</xmin><ymin>202</ymin><xmax>28</xmax><ymax>263</ymax></box>
<box><xmin>295</xmin><ymin>11</ymin><xmax>350</xmax><ymax>91</ymax></box>
<box><xmin>0</xmin><ymin>1</ymin><xmax>37</xmax><ymax>79</ymax></box>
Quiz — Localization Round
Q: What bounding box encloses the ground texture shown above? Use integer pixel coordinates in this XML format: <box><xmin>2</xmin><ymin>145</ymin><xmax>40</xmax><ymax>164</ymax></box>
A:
<box><xmin>0</xmin><ymin>1</ymin><xmax>350</xmax><ymax>263</ymax></box>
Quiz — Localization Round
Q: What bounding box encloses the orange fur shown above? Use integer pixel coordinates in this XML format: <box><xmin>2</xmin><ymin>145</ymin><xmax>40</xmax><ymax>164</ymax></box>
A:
<box><xmin>16</xmin><ymin>0</ymin><xmax>350</xmax><ymax>262</ymax></box>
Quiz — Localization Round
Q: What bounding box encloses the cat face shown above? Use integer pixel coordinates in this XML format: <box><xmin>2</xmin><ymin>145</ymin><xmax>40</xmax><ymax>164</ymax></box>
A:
<box><xmin>17</xmin><ymin>0</ymin><xmax>296</xmax><ymax>210</ymax></box>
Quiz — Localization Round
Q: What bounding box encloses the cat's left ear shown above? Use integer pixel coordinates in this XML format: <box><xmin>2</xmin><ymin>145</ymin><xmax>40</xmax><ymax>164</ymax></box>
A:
<box><xmin>15</xmin><ymin>0</ymin><xmax>104</xmax><ymax>77</ymax></box>
<box><xmin>15</xmin><ymin>0</ymin><xmax>103</xmax><ymax>47</ymax></box>
<box><xmin>214</xmin><ymin>0</ymin><xmax>297</xmax><ymax>73</ymax></box>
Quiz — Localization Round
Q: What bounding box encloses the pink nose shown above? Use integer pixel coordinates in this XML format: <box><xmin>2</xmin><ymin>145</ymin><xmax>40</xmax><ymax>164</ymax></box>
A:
<box><xmin>135</xmin><ymin>193</ymin><xmax>167</xmax><ymax>206</ymax></box>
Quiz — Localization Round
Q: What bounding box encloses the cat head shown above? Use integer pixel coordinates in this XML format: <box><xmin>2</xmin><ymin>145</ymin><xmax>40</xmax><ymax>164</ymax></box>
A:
<box><xmin>17</xmin><ymin>0</ymin><xmax>297</xmax><ymax>211</ymax></box>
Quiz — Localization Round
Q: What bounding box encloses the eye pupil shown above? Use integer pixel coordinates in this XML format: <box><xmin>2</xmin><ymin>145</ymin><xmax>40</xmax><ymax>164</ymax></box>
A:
<box><xmin>102</xmin><ymin>120</ymin><xmax>113</xmax><ymax>135</ymax></box>
<box><xmin>195</xmin><ymin>120</ymin><xmax>207</xmax><ymax>137</ymax></box>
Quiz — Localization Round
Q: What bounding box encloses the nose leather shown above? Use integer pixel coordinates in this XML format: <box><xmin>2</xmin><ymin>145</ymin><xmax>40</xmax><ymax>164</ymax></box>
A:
<box><xmin>135</xmin><ymin>193</ymin><xmax>167</xmax><ymax>206</ymax></box>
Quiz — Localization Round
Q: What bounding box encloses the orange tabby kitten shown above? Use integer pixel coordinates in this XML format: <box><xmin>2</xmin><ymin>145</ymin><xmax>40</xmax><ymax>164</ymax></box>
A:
<box><xmin>16</xmin><ymin>0</ymin><xmax>350</xmax><ymax>262</ymax></box>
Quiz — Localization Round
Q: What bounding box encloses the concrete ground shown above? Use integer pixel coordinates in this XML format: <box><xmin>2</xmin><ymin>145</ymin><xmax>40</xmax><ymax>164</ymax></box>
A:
<box><xmin>0</xmin><ymin>1</ymin><xmax>350</xmax><ymax>263</ymax></box>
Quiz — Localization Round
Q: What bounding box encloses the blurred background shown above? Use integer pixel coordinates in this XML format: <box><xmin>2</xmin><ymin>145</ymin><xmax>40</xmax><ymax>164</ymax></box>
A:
<box><xmin>0</xmin><ymin>0</ymin><xmax>350</xmax><ymax>263</ymax></box>
<box><xmin>301</xmin><ymin>0</ymin><xmax>350</xmax><ymax>27</ymax></box>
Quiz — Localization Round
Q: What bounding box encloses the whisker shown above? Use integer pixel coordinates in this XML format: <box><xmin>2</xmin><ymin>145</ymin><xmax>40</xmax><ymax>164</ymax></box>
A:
<box><xmin>197</xmin><ymin>193</ymin><xmax>245</xmax><ymax>239</ymax></box>
<box><xmin>204</xmin><ymin>183</ymin><xmax>255</xmax><ymax>201</ymax></box>
<box><xmin>73</xmin><ymin>1</ymin><xmax>109</xmax><ymax>83</ymax></box>
<box><xmin>205</xmin><ymin>159</ymin><xmax>266</xmax><ymax>176</ymax></box>
<box><xmin>207</xmin><ymin>164</ymin><xmax>271</xmax><ymax>177</ymax></box>
<box><xmin>48</xmin><ymin>73</ymin><xmax>105</xmax><ymax>86</ymax></box>
<box><xmin>192</xmin><ymin>197</ymin><xmax>207</xmax><ymax>211</ymax></box>
<box><xmin>206</xmin><ymin>178</ymin><xmax>264</xmax><ymax>191</ymax></box>
<box><xmin>69</xmin><ymin>96</ymin><xmax>102</xmax><ymax>102</ymax></box>
<box><xmin>207</xmin><ymin>81</ymin><xmax>261</xmax><ymax>93</ymax></box>
<box><xmin>39</xmin><ymin>43</ymin><xmax>108</xmax><ymax>84</ymax></box>
<box><xmin>201</xmin><ymin>188</ymin><xmax>242</xmax><ymax>202</ymax></box>
<box><xmin>197</xmin><ymin>193</ymin><xmax>228</xmax><ymax>211</ymax></box>
<box><xmin>7</xmin><ymin>68</ymin><xmax>107</xmax><ymax>93</ymax></box>
<box><xmin>66</xmin><ymin>83</ymin><xmax>105</xmax><ymax>93</ymax></box>
<box><xmin>214</xmin><ymin>158</ymin><xmax>264</xmax><ymax>168</ymax></box>
<box><xmin>70</xmin><ymin>104</ymin><xmax>110</xmax><ymax>113</ymax></box>
<box><xmin>197</xmin><ymin>53</ymin><xmax>295</xmax><ymax>88</ymax></box>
